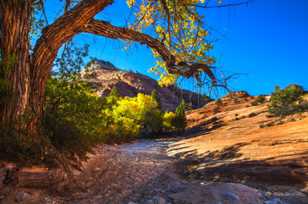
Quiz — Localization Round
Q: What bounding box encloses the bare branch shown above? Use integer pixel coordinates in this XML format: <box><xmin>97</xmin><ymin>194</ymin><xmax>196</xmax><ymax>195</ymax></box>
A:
<box><xmin>64</xmin><ymin>0</ymin><xmax>72</xmax><ymax>13</ymax></box>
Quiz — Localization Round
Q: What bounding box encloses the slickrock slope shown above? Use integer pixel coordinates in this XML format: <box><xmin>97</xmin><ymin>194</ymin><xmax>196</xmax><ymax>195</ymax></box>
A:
<box><xmin>168</xmin><ymin>92</ymin><xmax>308</xmax><ymax>196</ymax></box>
<box><xmin>81</xmin><ymin>60</ymin><xmax>211</xmax><ymax>111</ymax></box>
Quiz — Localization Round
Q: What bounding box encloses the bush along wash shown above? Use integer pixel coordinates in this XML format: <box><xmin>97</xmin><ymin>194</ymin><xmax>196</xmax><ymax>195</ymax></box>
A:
<box><xmin>41</xmin><ymin>77</ymin><xmax>187</xmax><ymax>162</ymax></box>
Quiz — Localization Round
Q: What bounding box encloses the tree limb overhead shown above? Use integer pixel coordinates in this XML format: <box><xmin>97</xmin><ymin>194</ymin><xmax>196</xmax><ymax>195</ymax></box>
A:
<box><xmin>32</xmin><ymin>0</ymin><xmax>113</xmax><ymax>80</ymax></box>
<box><xmin>82</xmin><ymin>19</ymin><xmax>216</xmax><ymax>84</ymax></box>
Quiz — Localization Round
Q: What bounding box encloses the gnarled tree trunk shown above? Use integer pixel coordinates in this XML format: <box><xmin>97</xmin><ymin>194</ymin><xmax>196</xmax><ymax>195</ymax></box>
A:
<box><xmin>0</xmin><ymin>1</ymin><xmax>32</xmax><ymax>130</ymax></box>
<box><xmin>0</xmin><ymin>0</ymin><xmax>114</xmax><ymax>140</ymax></box>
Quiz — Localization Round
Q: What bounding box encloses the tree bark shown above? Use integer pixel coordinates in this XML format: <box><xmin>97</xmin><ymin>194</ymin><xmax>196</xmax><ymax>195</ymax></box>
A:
<box><xmin>0</xmin><ymin>1</ymin><xmax>32</xmax><ymax>128</ymax></box>
<box><xmin>29</xmin><ymin>0</ymin><xmax>113</xmax><ymax>133</ymax></box>
<box><xmin>0</xmin><ymin>0</ymin><xmax>113</xmax><ymax>141</ymax></box>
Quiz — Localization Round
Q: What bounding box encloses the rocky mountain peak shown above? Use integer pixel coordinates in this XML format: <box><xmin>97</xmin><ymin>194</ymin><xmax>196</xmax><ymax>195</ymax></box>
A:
<box><xmin>86</xmin><ymin>59</ymin><xmax>118</xmax><ymax>71</ymax></box>
<box><xmin>81</xmin><ymin>59</ymin><xmax>211</xmax><ymax>111</ymax></box>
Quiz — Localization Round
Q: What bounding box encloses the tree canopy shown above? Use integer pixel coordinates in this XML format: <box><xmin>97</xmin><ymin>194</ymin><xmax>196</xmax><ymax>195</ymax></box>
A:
<box><xmin>30</xmin><ymin>0</ymin><xmax>217</xmax><ymax>85</ymax></box>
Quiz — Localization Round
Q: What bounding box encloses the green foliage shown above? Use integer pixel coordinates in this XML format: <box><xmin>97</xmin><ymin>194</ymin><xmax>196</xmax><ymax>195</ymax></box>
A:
<box><xmin>269</xmin><ymin>84</ymin><xmax>308</xmax><ymax>116</ymax></box>
<box><xmin>111</xmin><ymin>93</ymin><xmax>163</xmax><ymax>138</ymax></box>
<box><xmin>151</xmin><ymin>89</ymin><xmax>161</xmax><ymax>108</ymax></box>
<box><xmin>41</xmin><ymin>75</ymin><xmax>190</xmax><ymax>162</ymax></box>
<box><xmin>106</xmin><ymin>88</ymin><xmax>186</xmax><ymax>138</ymax></box>
<box><xmin>43</xmin><ymin>78</ymin><xmax>186</xmax><ymax>157</ymax></box>
<box><xmin>173</xmin><ymin>99</ymin><xmax>187</xmax><ymax>132</ymax></box>
<box><xmin>1</xmin><ymin>75</ymin><xmax>187</xmax><ymax>162</ymax></box>
<box><xmin>110</xmin><ymin>86</ymin><xmax>120</xmax><ymax>98</ymax></box>
<box><xmin>162</xmin><ymin>111</ymin><xmax>177</xmax><ymax>130</ymax></box>
<box><xmin>162</xmin><ymin>100</ymin><xmax>187</xmax><ymax>132</ymax></box>
<box><xmin>158</xmin><ymin>74</ymin><xmax>178</xmax><ymax>87</ymax></box>
<box><xmin>126</xmin><ymin>0</ymin><xmax>214</xmax><ymax>85</ymax></box>
<box><xmin>251</xmin><ymin>95</ymin><xmax>266</xmax><ymax>106</ymax></box>
<box><xmin>54</xmin><ymin>41</ymin><xmax>90</xmax><ymax>77</ymax></box>
<box><xmin>44</xmin><ymin>78</ymin><xmax>108</xmax><ymax>157</ymax></box>
<box><xmin>103</xmin><ymin>86</ymin><xmax>120</xmax><ymax>110</ymax></box>
<box><xmin>151</xmin><ymin>89</ymin><xmax>159</xmax><ymax>102</ymax></box>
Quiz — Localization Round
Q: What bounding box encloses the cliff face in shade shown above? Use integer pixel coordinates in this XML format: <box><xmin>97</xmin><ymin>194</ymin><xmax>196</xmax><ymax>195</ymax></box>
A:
<box><xmin>81</xmin><ymin>60</ymin><xmax>211</xmax><ymax>111</ymax></box>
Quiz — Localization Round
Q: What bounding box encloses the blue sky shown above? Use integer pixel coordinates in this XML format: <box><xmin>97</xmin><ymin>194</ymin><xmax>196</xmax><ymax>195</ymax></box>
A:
<box><xmin>45</xmin><ymin>0</ymin><xmax>308</xmax><ymax>97</ymax></box>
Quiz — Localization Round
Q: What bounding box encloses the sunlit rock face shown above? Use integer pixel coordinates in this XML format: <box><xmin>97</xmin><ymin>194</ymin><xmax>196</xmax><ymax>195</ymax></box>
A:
<box><xmin>81</xmin><ymin>59</ymin><xmax>211</xmax><ymax>111</ymax></box>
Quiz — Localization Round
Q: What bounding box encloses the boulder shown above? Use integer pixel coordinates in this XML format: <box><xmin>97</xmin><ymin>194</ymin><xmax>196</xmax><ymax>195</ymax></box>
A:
<box><xmin>169</xmin><ymin>182</ymin><xmax>264</xmax><ymax>204</ymax></box>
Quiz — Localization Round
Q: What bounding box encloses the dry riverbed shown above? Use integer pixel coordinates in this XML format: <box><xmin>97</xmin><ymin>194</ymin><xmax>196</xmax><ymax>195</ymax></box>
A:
<box><xmin>1</xmin><ymin>138</ymin><xmax>308</xmax><ymax>204</ymax></box>
<box><xmin>1</xmin><ymin>93</ymin><xmax>308</xmax><ymax>203</ymax></box>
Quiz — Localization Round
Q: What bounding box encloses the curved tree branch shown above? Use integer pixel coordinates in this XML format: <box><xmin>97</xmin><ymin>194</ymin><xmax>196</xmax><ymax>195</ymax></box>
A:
<box><xmin>32</xmin><ymin>0</ymin><xmax>113</xmax><ymax>82</ymax></box>
<box><xmin>31</xmin><ymin>0</ymin><xmax>216</xmax><ymax>93</ymax></box>
<box><xmin>82</xmin><ymin>19</ymin><xmax>216</xmax><ymax>83</ymax></box>
<box><xmin>29</xmin><ymin>0</ymin><xmax>112</xmax><ymax>118</ymax></box>
<box><xmin>82</xmin><ymin>19</ymin><xmax>175</xmax><ymax>66</ymax></box>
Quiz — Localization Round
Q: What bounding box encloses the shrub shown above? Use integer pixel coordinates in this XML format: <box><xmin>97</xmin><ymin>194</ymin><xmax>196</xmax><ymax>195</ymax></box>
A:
<box><xmin>111</xmin><ymin>93</ymin><xmax>162</xmax><ymax>139</ymax></box>
<box><xmin>173</xmin><ymin>99</ymin><xmax>187</xmax><ymax>132</ymax></box>
<box><xmin>162</xmin><ymin>112</ymin><xmax>177</xmax><ymax>131</ymax></box>
<box><xmin>251</xmin><ymin>95</ymin><xmax>266</xmax><ymax>106</ymax></box>
<box><xmin>42</xmin><ymin>77</ymin><xmax>187</xmax><ymax>160</ymax></box>
<box><xmin>44</xmin><ymin>78</ymin><xmax>109</xmax><ymax>158</ymax></box>
<box><xmin>269</xmin><ymin>84</ymin><xmax>307</xmax><ymax>116</ymax></box>
<box><xmin>151</xmin><ymin>89</ymin><xmax>161</xmax><ymax>108</ymax></box>
<box><xmin>158</xmin><ymin>74</ymin><xmax>177</xmax><ymax>87</ymax></box>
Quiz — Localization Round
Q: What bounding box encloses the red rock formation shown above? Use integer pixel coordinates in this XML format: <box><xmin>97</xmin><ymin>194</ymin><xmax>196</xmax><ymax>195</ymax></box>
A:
<box><xmin>81</xmin><ymin>60</ymin><xmax>211</xmax><ymax>111</ymax></box>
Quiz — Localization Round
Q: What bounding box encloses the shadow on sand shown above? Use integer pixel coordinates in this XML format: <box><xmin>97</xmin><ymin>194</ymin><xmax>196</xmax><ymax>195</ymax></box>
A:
<box><xmin>170</xmin><ymin>141</ymin><xmax>308</xmax><ymax>190</ymax></box>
